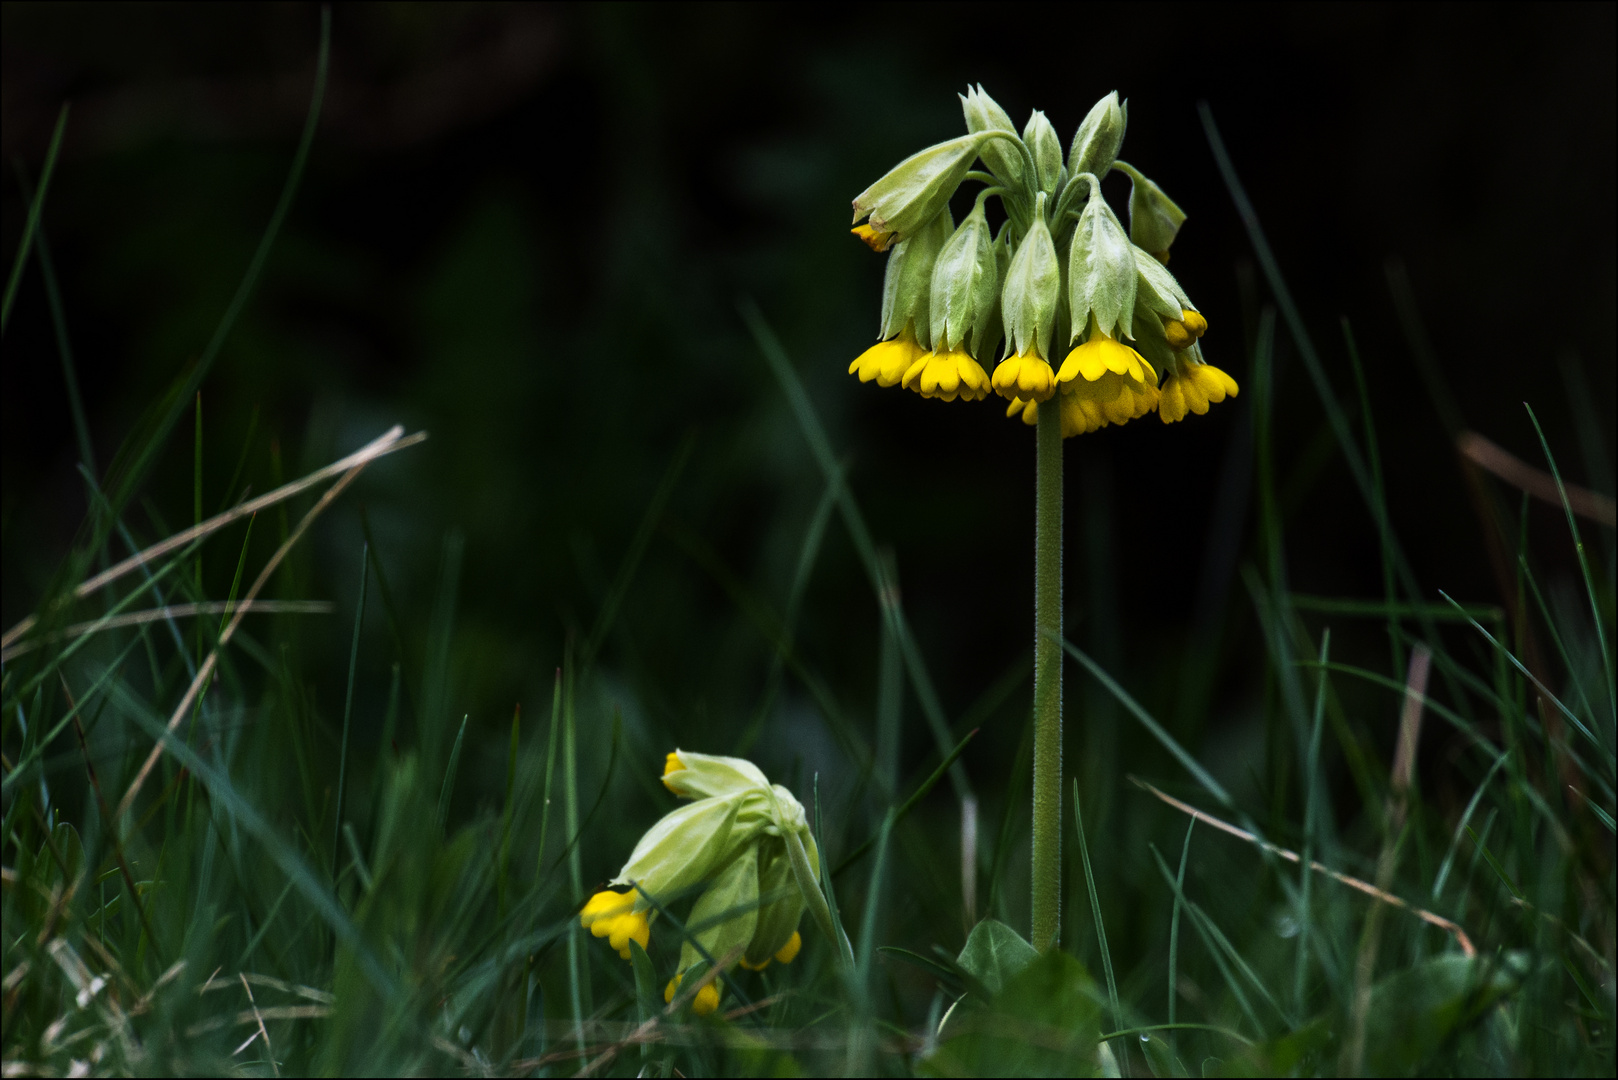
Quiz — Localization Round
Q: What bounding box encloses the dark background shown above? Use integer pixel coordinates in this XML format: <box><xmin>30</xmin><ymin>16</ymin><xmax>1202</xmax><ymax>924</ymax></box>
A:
<box><xmin>2</xmin><ymin>1</ymin><xmax>1614</xmax><ymax>907</ymax></box>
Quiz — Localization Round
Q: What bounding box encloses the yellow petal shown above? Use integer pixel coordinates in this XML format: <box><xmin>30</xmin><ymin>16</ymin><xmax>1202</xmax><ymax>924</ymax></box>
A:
<box><xmin>774</xmin><ymin>930</ymin><xmax>802</xmax><ymax>964</ymax></box>
<box><xmin>1181</xmin><ymin>309</ymin><xmax>1207</xmax><ymax>337</ymax></box>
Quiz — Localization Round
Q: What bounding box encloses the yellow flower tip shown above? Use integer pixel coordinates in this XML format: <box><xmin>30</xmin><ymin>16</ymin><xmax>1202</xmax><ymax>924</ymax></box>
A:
<box><xmin>905</xmin><ymin>349</ymin><xmax>991</xmax><ymax>402</ymax></box>
<box><xmin>992</xmin><ymin>353</ymin><xmax>1056</xmax><ymax>403</ymax></box>
<box><xmin>1152</xmin><ymin>250</ymin><xmax>1171</xmax><ymax>266</ymax></box>
<box><xmin>739</xmin><ymin>956</ymin><xmax>772</xmax><ymax>972</ymax></box>
<box><xmin>663</xmin><ymin>974</ymin><xmax>720</xmax><ymax>1015</ymax></box>
<box><xmin>1157</xmin><ymin>363</ymin><xmax>1238</xmax><ymax>424</ymax></box>
<box><xmin>774</xmin><ymin>930</ymin><xmax>803</xmax><ymax>965</ymax></box>
<box><xmin>851</xmin><ymin>223</ymin><xmax>897</xmax><ymax>252</ymax></box>
<box><xmin>1058</xmin><ymin>367</ymin><xmax>1161</xmax><ymax>437</ymax></box>
<box><xmin>1164</xmin><ymin>320</ymin><xmax>1196</xmax><ymax>349</ymax></box>
<box><xmin>581</xmin><ymin>890</ymin><xmax>648</xmax><ymax>960</ymax></box>
<box><xmin>1181</xmin><ymin>309</ymin><xmax>1207</xmax><ymax>337</ymax></box>
<box><xmin>661</xmin><ymin>751</ymin><xmax>685</xmax><ymax>791</ymax></box>
<box><xmin>1004</xmin><ymin>397</ymin><xmax>1038</xmax><ymax>425</ymax></box>
<box><xmin>850</xmin><ymin>334</ymin><xmax>924</xmax><ymax>387</ymax></box>
<box><xmin>1058</xmin><ymin>332</ymin><xmax>1152</xmax><ymax>386</ymax></box>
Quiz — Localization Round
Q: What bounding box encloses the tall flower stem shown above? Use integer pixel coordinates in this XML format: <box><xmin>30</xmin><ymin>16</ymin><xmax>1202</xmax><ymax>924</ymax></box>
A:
<box><xmin>1031</xmin><ymin>396</ymin><xmax>1064</xmax><ymax>950</ymax></box>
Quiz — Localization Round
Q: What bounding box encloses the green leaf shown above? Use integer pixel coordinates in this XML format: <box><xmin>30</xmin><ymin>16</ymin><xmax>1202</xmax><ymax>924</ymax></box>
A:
<box><xmin>924</xmin><ymin>950</ymin><xmax>1102</xmax><ymax>1078</ymax></box>
<box><xmin>956</xmin><ymin>918</ymin><xmax>1039</xmax><ymax>999</ymax></box>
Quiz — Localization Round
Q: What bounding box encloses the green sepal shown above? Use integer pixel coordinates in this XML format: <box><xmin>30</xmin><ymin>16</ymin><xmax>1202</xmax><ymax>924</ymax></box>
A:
<box><xmin>1132</xmin><ymin>244</ymin><xmax>1196</xmax><ymax>320</ymax></box>
<box><xmin>1022</xmin><ymin>109</ymin><xmax>1065</xmax><ymax>197</ymax></box>
<box><xmin>1001</xmin><ymin>192</ymin><xmax>1061</xmax><ymax>359</ymax></box>
<box><xmin>1067</xmin><ymin>189</ymin><xmax>1137</xmax><ymax>342</ymax></box>
<box><xmin>678</xmin><ymin>843</ymin><xmax>760</xmax><ymax>974</ymax></box>
<box><xmin>614</xmin><ymin>791</ymin><xmax>757</xmax><ymax>906</ymax></box>
<box><xmin>879</xmin><ymin>208</ymin><xmax>953</xmax><ymax>345</ymax></box>
<box><xmin>1118</xmin><ymin>162</ymin><xmax>1187</xmax><ymax>254</ymax></box>
<box><xmin>853</xmin><ymin>131</ymin><xmax>1004</xmax><ymax>241</ymax></box>
<box><xmin>745</xmin><ymin>837</ymin><xmax>805</xmax><ymax>965</ymax></box>
<box><xmin>1067</xmin><ymin>92</ymin><xmax>1128</xmax><ymax>180</ymax></box>
<box><xmin>961</xmin><ymin>85</ymin><xmax>1023</xmax><ymax>187</ymax></box>
<box><xmin>663</xmin><ymin>750</ymin><xmax>769</xmax><ymax>801</ymax></box>
<box><xmin>929</xmin><ymin>202</ymin><xmax>999</xmax><ymax>353</ymax></box>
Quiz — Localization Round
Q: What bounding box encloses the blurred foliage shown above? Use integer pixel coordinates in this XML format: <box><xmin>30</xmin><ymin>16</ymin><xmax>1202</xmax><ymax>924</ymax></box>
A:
<box><xmin>1</xmin><ymin>3</ymin><xmax>1614</xmax><ymax>1076</ymax></box>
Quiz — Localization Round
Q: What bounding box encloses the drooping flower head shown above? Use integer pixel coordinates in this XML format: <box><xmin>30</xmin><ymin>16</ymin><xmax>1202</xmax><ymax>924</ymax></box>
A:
<box><xmin>579</xmin><ymin>751</ymin><xmax>820</xmax><ymax>1016</ymax></box>
<box><xmin>846</xmin><ymin>87</ymin><xmax>1236</xmax><ymax>435</ymax></box>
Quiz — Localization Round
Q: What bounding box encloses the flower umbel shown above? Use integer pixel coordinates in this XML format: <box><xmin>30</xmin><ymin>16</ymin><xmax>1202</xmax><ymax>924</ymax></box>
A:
<box><xmin>579</xmin><ymin>750</ymin><xmax>819</xmax><ymax>1014</ymax></box>
<box><xmin>846</xmin><ymin>86</ymin><xmax>1226</xmax><ymax>436</ymax></box>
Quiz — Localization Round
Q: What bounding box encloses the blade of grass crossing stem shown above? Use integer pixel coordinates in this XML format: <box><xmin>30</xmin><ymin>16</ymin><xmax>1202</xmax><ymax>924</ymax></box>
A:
<box><xmin>193</xmin><ymin>394</ymin><xmax>203</xmax><ymax>669</ymax></box>
<box><xmin>1060</xmin><ymin>635</ymin><xmax>1232</xmax><ymax>808</ymax></box>
<box><xmin>1074</xmin><ymin>779</ymin><xmax>1120</xmax><ymax>1032</ymax></box>
<box><xmin>1432</xmin><ymin>752</ymin><xmax>1511</xmax><ymax>899</ymax></box>
<box><xmin>333</xmin><ymin>544</ymin><xmax>368</xmax><ymax>880</ymax></box>
<box><xmin>498</xmin><ymin>703</ymin><xmax>520</xmax><ymax>918</ymax></box>
<box><xmin>855</xmin><ymin>810</ymin><xmax>896</xmax><ymax>989</ymax></box>
<box><xmin>1439</xmin><ymin>591</ymin><xmax>1599</xmax><ymax>748</ymax></box>
<box><xmin>1525</xmin><ymin>405</ymin><xmax>1616</xmax><ymax>723</ymax></box>
<box><xmin>1168</xmin><ymin>820</ymin><xmax>1194</xmax><ymax>1043</ymax></box>
<box><xmin>217</xmin><ymin>516</ymin><xmax>257</xmax><ymax>646</ymax></box>
<box><xmin>743</xmin><ymin>299</ymin><xmax>971</xmax><ymax>800</ymax></box>
<box><xmin>1</xmin><ymin>102</ymin><xmax>69</xmax><ymax>334</ymax></box>
<box><xmin>834</xmin><ymin>728</ymin><xmax>978</xmax><ymax>877</ymax></box>
<box><xmin>437</xmin><ymin>715</ymin><xmax>467</xmax><ymax>831</ymax></box>
<box><xmin>1520</xmin><ymin>557</ymin><xmax>1602</xmax><ymax>734</ymax></box>
<box><xmin>97</xmin><ymin>12</ymin><xmax>327</xmax><ymax>531</ymax></box>
<box><xmin>814</xmin><ymin>773</ymin><xmax>857</xmax><ymax>969</ymax></box>
<box><xmin>581</xmin><ymin>432</ymin><xmax>694</xmax><ymax>672</ymax></box>
<box><xmin>1152</xmin><ymin>844</ymin><xmax>1263</xmax><ymax>1037</ymax></box>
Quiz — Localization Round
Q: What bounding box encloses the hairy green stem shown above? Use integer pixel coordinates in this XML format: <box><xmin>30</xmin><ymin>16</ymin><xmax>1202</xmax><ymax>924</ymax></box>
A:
<box><xmin>1031</xmin><ymin>396</ymin><xmax>1064</xmax><ymax>950</ymax></box>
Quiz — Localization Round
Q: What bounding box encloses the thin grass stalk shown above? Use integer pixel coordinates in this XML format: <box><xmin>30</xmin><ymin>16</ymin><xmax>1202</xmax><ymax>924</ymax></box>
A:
<box><xmin>1031</xmin><ymin>396</ymin><xmax>1063</xmax><ymax>951</ymax></box>
<box><xmin>332</xmin><ymin>544</ymin><xmax>368</xmax><ymax>879</ymax></box>
<box><xmin>1</xmin><ymin>103</ymin><xmax>69</xmax><ymax>334</ymax></box>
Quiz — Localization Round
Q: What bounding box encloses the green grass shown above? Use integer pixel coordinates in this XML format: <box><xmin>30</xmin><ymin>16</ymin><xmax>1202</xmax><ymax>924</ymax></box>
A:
<box><xmin>2</xmin><ymin>49</ymin><xmax>1614</xmax><ymax>1080</ymax></box>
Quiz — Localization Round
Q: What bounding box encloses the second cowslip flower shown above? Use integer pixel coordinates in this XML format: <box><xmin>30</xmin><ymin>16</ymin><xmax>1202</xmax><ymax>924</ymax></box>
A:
<box><xmin>849</xmin><ymin>86</ymin><xmax>1238</xmax><ymax>433</ymax></box>
<box><xmin>578</xmin><ymin>751</ymin><xmax>821</xmax><ymax>1016</ymax></box>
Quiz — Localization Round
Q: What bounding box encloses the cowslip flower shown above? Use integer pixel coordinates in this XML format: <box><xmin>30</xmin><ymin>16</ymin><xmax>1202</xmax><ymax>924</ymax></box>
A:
<box><xmin>579</xmin><ymin>751</ymin><xmax>819</xmax><ymax>1016</ymax></box>
<box><xmin>846</xmin><ymin>86</ymin><xmax>1233</xmax><ymax>437</ymax></box>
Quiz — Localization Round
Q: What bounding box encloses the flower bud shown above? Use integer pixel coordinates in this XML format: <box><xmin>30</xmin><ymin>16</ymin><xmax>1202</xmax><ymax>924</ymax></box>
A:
<box><xmin>961</xmin><ymin>85</ymin><xmax>1023</xmax><ymax>187</ymax></box>
<box><xmin>1067</xmin><ymin>92</ymin><xmax>1128</xmax><ymax>180</ymax></box>
<box><xmin>929</xmin><ymin>202</ymin><xmax>998</xmax><ymax>354</ymax></box>
<box><xmin>1022</xmin><ymin>109</ymin><xmax>1064</xmax><ymax>197</ymax></box>
<box><xmin>1120</xmin><ymin>165</ymin><xmax>1186</xmax><ymax>257</ymax></box>
<box><xmin>852</xmin><ymin>131</ymin><xmax>1001</xmax><ymax>247</ymax></box>
<box><xmin>1067</xmin><ymin>187</ymin><xmax>1137</xmax><ymax>343</ymax></box>
<box><xmin>879</xmin><ymin>208</ymin><xmax>953</xmax><ymax>344</ymax></box>
<box><xmin>1001</xmin><ymin>194</ymin><xmax>1062</xmax><ymax>362</ymax></box>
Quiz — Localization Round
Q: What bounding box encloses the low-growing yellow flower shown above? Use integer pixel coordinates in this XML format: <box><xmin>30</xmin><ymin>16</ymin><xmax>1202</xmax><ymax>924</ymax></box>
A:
<box><xmin>664</xmin><ymin>973</ymin><xmax>721</xmax><ymax>1016</ymax></box>
<box><xmin>903</xmin><ymin>348</ymin><xmax>993</xmax><ymax>401</ymax></box>
<box><xmin>580</xmin><ymin>889</ymin><xmax>650</xmax><ymax>960</ymax></box>
<box><xmin>849</xmin><ymin>327</ymin><xmax>926</xmax><ymax>387</ymax></box>
<box><xmin>580</xmin><ymin>750</ymin><xmax>820</xmax><ymax>1016</ymax></box>
<box><xmin>1158</xmin><ymin>358</ymin><xmax>1239</xmax><ymax>423</ymax></box>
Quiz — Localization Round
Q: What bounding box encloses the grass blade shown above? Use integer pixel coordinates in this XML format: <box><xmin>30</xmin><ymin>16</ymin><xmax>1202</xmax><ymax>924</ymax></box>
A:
<box><xmin>1</xmin><ymin>103</ymin><xmax>69</xmax><ymax>334</ymax></box>
<box><xmin>437</xmin><ymin>714</ymin><xmax>468</xmax><ymax>830</ymax></box>
<box><xmin>333</xmin><ymin>543</ymin><xmax>368</xmax><ymax>878</ymax></box>
<box><xmin>1074</xmin><ymin>778</ymin><xmax>1120</xmax><ymax>1033</ymax></box>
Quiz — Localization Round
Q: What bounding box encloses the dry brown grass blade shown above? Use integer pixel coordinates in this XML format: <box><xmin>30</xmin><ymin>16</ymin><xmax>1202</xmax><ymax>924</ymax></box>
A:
<box><xmin>0</xmin><ymin>426</ymin><xmax>424</xmax><ymax>652</ymax></box>
<box><xmin>113</xmin><ymin>450</ymin><xmax>385</xmax><ymax>822</ymax></box>
<box><xmin>238</xmin><ymin>973</ymin><xmax>279</xmax><ymax>1076</ymax></box>
<box><xmin>1459</xmin><ymin>430</ymin><xmax>1616</xmax><ymax>527</ymax></box>
<box><xmin>1129</xmin><ymin>776</ymin><xmax>1475</xmax><ymax>958</ymax></box>
<box><xmin>1</xmin><ymin>601</ymin><xmax>334</xmax><ymax>662</ymax></box>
